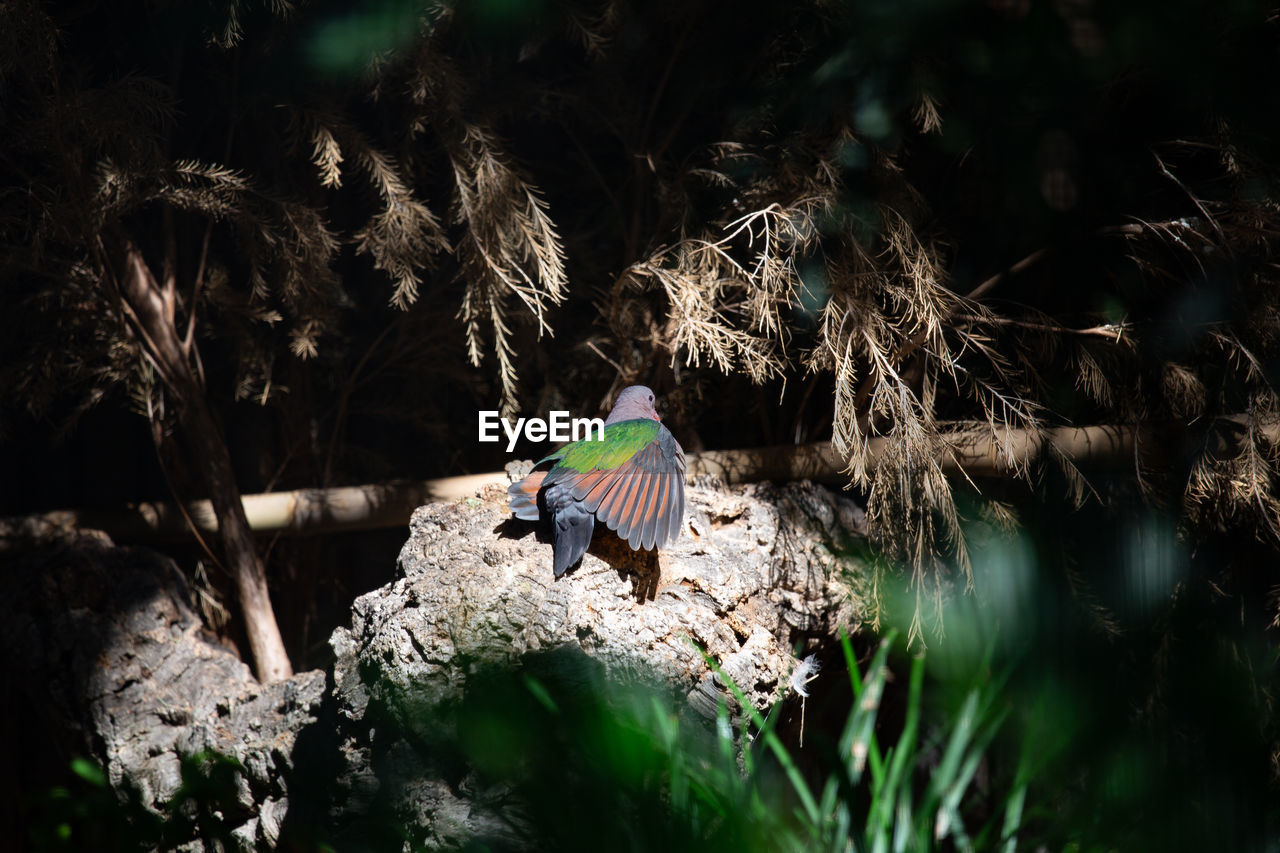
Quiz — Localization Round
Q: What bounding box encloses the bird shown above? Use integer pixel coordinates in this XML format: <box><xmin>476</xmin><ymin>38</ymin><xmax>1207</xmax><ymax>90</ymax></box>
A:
<box><xmin>508</xmin><ymin>385</ymin><xmax>686</xmax><ymax>577</ymax></box>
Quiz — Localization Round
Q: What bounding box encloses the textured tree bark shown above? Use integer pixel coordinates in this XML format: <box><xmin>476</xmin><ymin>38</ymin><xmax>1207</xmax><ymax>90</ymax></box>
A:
<box><xmin>112</xmin><ymin>237</ymin><xmax>292</xmax><ymax>682</ymax></box>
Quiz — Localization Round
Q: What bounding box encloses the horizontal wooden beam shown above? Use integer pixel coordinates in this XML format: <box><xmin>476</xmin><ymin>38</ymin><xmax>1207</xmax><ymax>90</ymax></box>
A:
<box><xmin>2</xmin><ymin>474</ymin><xmax>507</xmax><ymax>544</ymax></box>
<box><xmin>687</xmin><ymin>424</ymin><xmax>1141</xmax><ymax>483</ymax></box>
<box><xmin>0</xmin><ymin>422</ymin><xmax>1239</xmax><ymax>544</ymax></box>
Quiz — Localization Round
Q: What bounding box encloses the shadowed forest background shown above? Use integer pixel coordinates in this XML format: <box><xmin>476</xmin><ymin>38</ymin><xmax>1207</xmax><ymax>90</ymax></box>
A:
<box><xmin>3</xmin><ymin>0</ymin><xmax>1280</xmax><ymax>848</ymax></box>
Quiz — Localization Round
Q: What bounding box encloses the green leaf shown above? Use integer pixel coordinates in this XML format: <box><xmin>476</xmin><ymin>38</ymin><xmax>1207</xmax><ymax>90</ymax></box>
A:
<box><xmin>70</xmin><ymin>757</ymin><xmax>106</xmax><ymax>788</ymax></box>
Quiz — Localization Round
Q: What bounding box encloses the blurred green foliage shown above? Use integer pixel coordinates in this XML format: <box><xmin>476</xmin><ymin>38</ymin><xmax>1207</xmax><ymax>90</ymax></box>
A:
<box><xmin>382</xmin><ymin>635</ymin><xmax>1020</xmax><ymax>852</ymax></box>
<box><xmin>306</xmin><ymin>1</ymin><xmax>431</xmax><ymax>76</ymax></box>
<box><xmin>871</xmin><ymin>480</ymin><xmax>1280</xmax><ymax>851</ymax></box>
<box><xmin>27</xmin><ymin>751</ymin><xmax>252</xmax><ymax>851</ymax></box>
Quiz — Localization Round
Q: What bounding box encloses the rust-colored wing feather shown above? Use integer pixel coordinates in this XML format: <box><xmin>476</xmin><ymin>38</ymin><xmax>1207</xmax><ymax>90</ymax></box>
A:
<box><xmin>639</xmin><ymin>470</ymin><xmax>668</xmax><ymax>550</ymax></box>
<box><xmin>508</xmin><ymin>469</ymin><xmax>546</xmax><ymax>521</ymax></box>
<box><xmin>589</xmin><ymin>436</ymin><xmax>686</xmax><ymax>550</ymax></box>
<box><xmin>617</xmin><ymin>465</ymin><xmax>656</xmax><ymax>550</ymax></box>
<box><xmin>578</xmin><ymin>467</ymin><xmax>626</xmax><ymax>513</ymax></box>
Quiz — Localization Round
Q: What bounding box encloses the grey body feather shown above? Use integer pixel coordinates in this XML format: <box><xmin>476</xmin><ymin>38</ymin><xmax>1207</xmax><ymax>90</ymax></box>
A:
<box><xmin>544</xmin><ymin>481</ymin><xmax>595</xmax><ymax>576</ymax></box>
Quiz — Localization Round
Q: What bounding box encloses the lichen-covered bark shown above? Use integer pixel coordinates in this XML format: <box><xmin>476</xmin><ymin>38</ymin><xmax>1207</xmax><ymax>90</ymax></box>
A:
<box><xmin>2</xmin><ymin>479</ymin><xmax>868</xmax><ymax>849</ymax></box>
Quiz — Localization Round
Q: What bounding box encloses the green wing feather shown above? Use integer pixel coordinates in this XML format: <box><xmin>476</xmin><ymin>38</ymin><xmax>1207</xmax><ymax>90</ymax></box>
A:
<box><xmin>539</xmin><ymin>419</ymin><xmax>661</xmax><ymax>472</ymax></box>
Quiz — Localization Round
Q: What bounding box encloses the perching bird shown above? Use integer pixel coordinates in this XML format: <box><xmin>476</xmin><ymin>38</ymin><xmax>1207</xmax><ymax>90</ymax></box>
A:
<box><xmin>508</xmin><ymin>385</ymin><xmax>686</xmax><ymax>576</ymax></box>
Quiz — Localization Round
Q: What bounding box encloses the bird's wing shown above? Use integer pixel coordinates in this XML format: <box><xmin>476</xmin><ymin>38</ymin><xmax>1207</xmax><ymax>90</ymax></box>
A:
<box><xmin>543</xmin><ymin>419</ymin><xmax>685</xmax><ymax>551</ymax></box>
<box><xmin>507</xmin><ymin>468</ymin><xmax>547</xmax><ymax>521</ymax></box>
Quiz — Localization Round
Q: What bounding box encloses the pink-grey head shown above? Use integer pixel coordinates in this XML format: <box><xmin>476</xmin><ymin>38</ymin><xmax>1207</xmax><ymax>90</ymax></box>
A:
<box><xmin>605</xmin><ymin>385</ymin><xmax>661</xmax><ymax>424</ymax></box>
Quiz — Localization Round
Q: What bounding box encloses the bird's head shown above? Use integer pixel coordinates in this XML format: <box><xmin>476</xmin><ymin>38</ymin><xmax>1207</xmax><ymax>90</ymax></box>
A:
<box><xmin>607</xmin><ymin>385</ymin><xmax>661</xmax><ymax>424</ymax></box>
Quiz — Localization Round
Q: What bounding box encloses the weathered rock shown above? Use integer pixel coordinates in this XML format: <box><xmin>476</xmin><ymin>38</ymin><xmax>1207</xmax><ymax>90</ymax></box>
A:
<box><xmin>333</xmin><ymin>478</ymin><xmax>865</xmax><ymax>725</ymax></box>
<box><xmin>0</xmin><ymin>527</ymin><xmax>324</xmax><ymax>848</ymax></box>
<box><xmin>2</xmin><ymin>478</ymin><xmax>868</xmax><ymax>850</ymax></box>
<box><xmin>323</xmin><ymin>478</ymin><xmax>867</xmax><ymax>848</ymax></box>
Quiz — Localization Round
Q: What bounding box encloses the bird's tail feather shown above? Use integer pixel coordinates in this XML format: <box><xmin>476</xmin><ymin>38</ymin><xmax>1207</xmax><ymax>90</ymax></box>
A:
<box><xmin>553</xmin><ymin>508</ymin><xmax>594</xmax><ymax>577</ymax></box>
